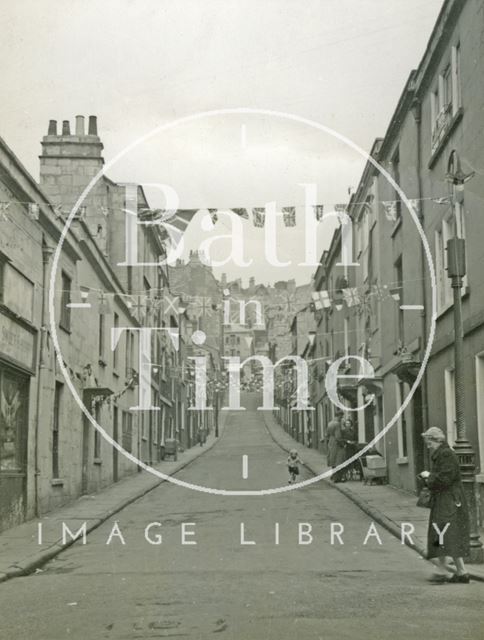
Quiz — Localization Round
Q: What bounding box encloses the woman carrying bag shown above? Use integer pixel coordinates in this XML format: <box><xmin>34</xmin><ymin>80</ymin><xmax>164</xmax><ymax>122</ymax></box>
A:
<box><xmin>419</xmin><ymin>427</ymin><xmax>471</xmax><ymax>584</ymax></box>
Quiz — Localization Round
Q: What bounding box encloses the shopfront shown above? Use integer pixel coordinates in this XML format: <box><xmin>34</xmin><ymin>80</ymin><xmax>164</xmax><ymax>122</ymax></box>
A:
<box><xmin>0</xmin><ymin>308</ymin><xmax>36</xmax><ymax>532</ymax></box>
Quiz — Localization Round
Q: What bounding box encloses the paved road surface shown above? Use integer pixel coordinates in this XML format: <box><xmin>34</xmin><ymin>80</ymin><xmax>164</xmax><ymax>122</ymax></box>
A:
<box><xmin>1</xmin><ymin>395</ymin><xmax>483</xmax><ymax>639</ymax></box>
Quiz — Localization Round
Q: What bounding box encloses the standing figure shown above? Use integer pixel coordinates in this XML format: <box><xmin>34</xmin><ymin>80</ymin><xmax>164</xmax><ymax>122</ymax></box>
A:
<box><xmin>324</xmin><ymin>409</ymin><xmax>346</xmax><ymax>481</ymax></box>
<box><xmin>420</xmin><ymin>427</ymin><xmax>470</xmax><ymax>583</ymax></box>
<box><xmin>341</xmin><ymin>417</ymin><xmax>358</xmax><ymax>479</ymax></box>
<box><xmin>287</xmin><ymin>449</ymin><xmax>303</xmax><ymax>484</ymax></box>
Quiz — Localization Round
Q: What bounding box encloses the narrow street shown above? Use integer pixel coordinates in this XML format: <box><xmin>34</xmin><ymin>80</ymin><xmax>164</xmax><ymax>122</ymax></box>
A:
<box><xmin>1</xmin><ymin>395</ymin><xmax>483</xmax><ymax>640</ymax></box>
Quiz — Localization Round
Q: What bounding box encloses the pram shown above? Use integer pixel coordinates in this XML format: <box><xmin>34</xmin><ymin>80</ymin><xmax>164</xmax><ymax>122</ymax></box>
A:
<box><xmin>342</xmin><ymin>441</ymin><xmax>363</xmax><ymax>481</ymax></box>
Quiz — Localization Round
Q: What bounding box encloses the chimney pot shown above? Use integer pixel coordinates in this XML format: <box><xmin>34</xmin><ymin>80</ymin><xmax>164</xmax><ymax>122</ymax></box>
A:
<box><xmin>48</xmin><ymin>120</ymin><xmax>57</xmax><ymax>135</ymax></box>
<box><xmin>75</xmin><ymin>115</ymin><xmax>85</xmax><ymax>136</ymax></box>
<box><xmin>62</xmin><ymin>120</ymin><xmax>71</xmax><ymax>135</ymax></box>
<box><xmin>88</xmin><ymin>115</ymin><xmax>98</xmax><ymax>135</ymax></box>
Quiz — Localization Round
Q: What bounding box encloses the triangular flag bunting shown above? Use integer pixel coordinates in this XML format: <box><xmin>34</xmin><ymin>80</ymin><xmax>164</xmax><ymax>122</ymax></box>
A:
<box><xmin>313</xmin><ymin>205</ymin><xmax>324</xmax><ymax>221</ymax></box>
<box><xmin>28</xmin><ymin>203</ymin><xmax>40</xmax><ymax>221</ymax></box>
<box><xmin>382</xmin><ymin>201</ymin><xmax>398</xmax><ymax>222</ymax></box>
<box><xmin>282</xmin><ymin>207</ymin><xmax>296</xmax><ymax>227</ymax></box>
<box><xmin>231</xmin><ymin>208</ymin><xmax>249</xmax><ymax>219</ymax></box>
<box><xmin>252</xmin><ymin>208</ymin><xmax>265</xmax><ymax>228</ymax></box>
<box><xmin>342</xmin><ymin>288</ymin><xmax>361</xmax><ymax>307</ymax></box>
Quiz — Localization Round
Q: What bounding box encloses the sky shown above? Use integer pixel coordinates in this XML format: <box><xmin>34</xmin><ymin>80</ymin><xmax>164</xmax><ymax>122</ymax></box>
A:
<box><xmin>0</xmin><ymin>0</ymin><xmax>445</xmax><ymax>285</ymax></box>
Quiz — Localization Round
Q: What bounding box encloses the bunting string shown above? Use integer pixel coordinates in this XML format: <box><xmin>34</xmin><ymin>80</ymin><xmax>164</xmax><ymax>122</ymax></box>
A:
<box><xmin>0</xmin><ymin>194</ymin><xmax>459</xmax><ymax>229</ymax></box>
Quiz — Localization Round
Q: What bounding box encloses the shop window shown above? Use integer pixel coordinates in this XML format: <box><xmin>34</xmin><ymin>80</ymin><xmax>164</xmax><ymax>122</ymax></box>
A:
<box><xmin>0</xmin><ymin>369</ymin><xmax>28</xmax><ymax>471</ymax></box>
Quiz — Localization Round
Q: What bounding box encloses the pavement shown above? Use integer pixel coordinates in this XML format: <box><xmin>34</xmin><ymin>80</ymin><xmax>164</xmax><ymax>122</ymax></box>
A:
<box><xmin>1</xmin><ymin>393</ymin><xmax>483</xmax><ymax>640</ymax></box>
<box><xmin>263</xmin><ymin>410</ymin><xmax>484</xmax><ymax>582</ymax></box>
<box><xmin>1</xmin><ymin>397</ymin><xmax>483</xmax><ymax>589</ymax></box>
<box><xmin>0</xmin><ymin>425</ymin><xmax>224</xmax><ymax>585</ymax></box>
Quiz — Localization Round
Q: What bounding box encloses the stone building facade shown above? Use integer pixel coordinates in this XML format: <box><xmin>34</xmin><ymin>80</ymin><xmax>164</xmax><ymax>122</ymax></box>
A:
<box><xmin>308</xmin><ymin>0</ymin><xmax>484</xmax><ymax>525</ymax></box>
<box><xmin>0</xmin><ymin>115</ymin><xmax>197</xmax><ymax>533</ymax></box>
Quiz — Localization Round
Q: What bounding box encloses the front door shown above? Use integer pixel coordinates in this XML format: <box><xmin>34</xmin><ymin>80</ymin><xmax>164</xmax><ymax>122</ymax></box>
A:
<box><xmin>0</xmin><ymin>366</ymin><xmax>29</xmax><ymax>532</ymax></box>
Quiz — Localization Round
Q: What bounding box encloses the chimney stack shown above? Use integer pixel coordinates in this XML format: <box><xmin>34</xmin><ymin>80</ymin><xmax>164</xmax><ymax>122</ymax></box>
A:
<box><xmin>48</xmin><ymin>120</ymin><xmax>57</xmax><ymax>135</ymax></box>
<box><xmin>88</xmin><ymin>115</ymin><xmax>98</xmax><ymax>136</ymax></box>
<box><xmin>75</xmin><ymin>115</ymin><xmax>85</xmax><ymax>136</ymax></box>
<box><xmin>62</xmin><ymin>120</ymin><xmax>71</xmax><ymax>135</ymax></box>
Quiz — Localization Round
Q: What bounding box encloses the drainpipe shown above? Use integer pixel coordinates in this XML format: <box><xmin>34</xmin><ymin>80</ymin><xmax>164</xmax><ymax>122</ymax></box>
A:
<box><xmin>34</xmin><ymin>239</ymin><xmax>54</xmax><ymax>518</ymax></box>
<box><xmin>411</xmin><ymin>97</ymin><xmax>429</xmax><ymax>468</ymax></box>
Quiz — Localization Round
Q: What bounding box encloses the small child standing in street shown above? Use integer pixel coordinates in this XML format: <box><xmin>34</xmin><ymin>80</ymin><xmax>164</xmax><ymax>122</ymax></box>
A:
<box><xmin>287</xmin><ymin>449</ymin><xmax>303</xmax><ymax>484</ymax></box>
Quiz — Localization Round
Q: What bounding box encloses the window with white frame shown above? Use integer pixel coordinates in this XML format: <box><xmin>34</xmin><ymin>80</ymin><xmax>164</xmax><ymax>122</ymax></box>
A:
<box><xmin>434</xmin><ymin>203</ymin><xmax>467</xmax><ymax>312</ymax></box>
<box><xmin>395</xmin><ymin>381</ymin><xmax>408</xmax><ymax>460</ymax></box>
<box><xmin>474</xmin><ymin>353</ymin><xmax>484</xmax><ymax>474</ymax></box>
<box><xmin>444</xmin><ymin>368</ymin><xmax>456</xmax><ymax>446</ymax></box>
<box><xmin>430</xmin><ymin>44</ymin><xmax>461</xmax><ymax>152</ymax></box>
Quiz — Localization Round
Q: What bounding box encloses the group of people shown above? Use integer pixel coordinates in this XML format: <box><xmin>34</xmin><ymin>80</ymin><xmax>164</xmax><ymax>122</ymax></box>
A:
<box><xmin>285</xmin><ymin>411</ymin><xmax>472</xmax><ymax>584</ymax></box>
<box><xmin>324</xmin><ymin>409</ymin><xmax>357</xmax><ymax>483</ymax></box>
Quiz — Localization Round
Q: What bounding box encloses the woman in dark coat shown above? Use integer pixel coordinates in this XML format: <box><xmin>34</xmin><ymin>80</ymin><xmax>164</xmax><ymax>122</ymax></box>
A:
<box><xmin>325</xmin><ymin>411</ymin><xmax>348</xmax><ymax>482</ymax></box>
<box><xmin>420</xmin><ymin>427</ymin><xmax>470</xmax><ymax>583</ymax></box>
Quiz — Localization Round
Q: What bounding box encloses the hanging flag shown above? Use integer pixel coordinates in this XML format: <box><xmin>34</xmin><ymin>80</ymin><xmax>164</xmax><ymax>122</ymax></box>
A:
<box><xmin>408</xmin><ymin>199</ymin><xmax>420</xmax><ymax>216</ymax></box>
<box><xmin>313</xmin><ymin>205</ymin><xmax>324</xmax><ymax>221</ymax></box>
<box><xmin>167</xmin><ymin>327</ymin><xmax>180</xmax><ymax>351</ymax></box>
<box><xmin>342</xmin><ymin>288</ymin><xmax>361</xmax><ymax>307</ymax></box>
<box><xmin>334</xmin><ymin>204</ymin><xmax>349</xmax><ymax>225</ymax></box>
<box><xmin>139</xmin><ymin>207</ymin><xmax>177</xmax><ymax>222</ymax></box>
<box><xmin>0</xmin><ymin>203</ymin><xmax>9</xmax><ymax>221</ymax></box>
<box><xmin>252</xmin><ymin>208</ymin><xmax>265</xmax><ymax>228</ymax></box>
<box><xmin>357</xmin><ymin>294</ymin><xmax>372</xmax><ymax>317</ymax></box>
<box><xmin>28</xmin><ymin>203</ymin><xmax>40</xmax><ymax>221</ymax></box>
<box><xmin>151</xmin><ymin>296</ymin><xmax>162</xmax><ymax>311</ymax></box>
<box><xmin>371</xmin><ymin>283</ymin><xmax>387</xmax><ymax>301</ymax></box>
<box><xmin>312</xmin><ymin>291</ymin><xmax>331</xmax><ymax>308</ymax></box>
<box><xmin>191</xmin><ymin>296</ymin><xmax>213</xmax><ymax>318</ymax></box>
<box><xmin>244</xmin><ymin>335</ymin><xmax>253</xmax><ymax>349</ymax></box>
<box><xmin>312</xmin><ymin>299</ymin><xmax>323</xmax><ymax>311</ymax></box>
<box><xmin>231</xmin><ymin>208</ymin><xmax>249</xmax><ymax>219</ymax></box>
<box><xmin>382</xmin><ymin>201</ymin><xmax>398</xmax><ymax>222</ymax></box>
<box><xmin>163</xmin><ymin>293</ymin><xmax>179</xmax><ymax>315</ymax></box>
<box><xmin>389</xmin><ymin>287</ymin><xmax>401</xmax><ymax>301</ymax></box>
<box><xmin>282</xmin><ymin>207</ymin><xmax>296</xmax><ymax>227</ymax></box>
<box><xmin>52</xmin><ymin>204</ymin><xmax>64</xmax><ymax>219</ymax></box>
